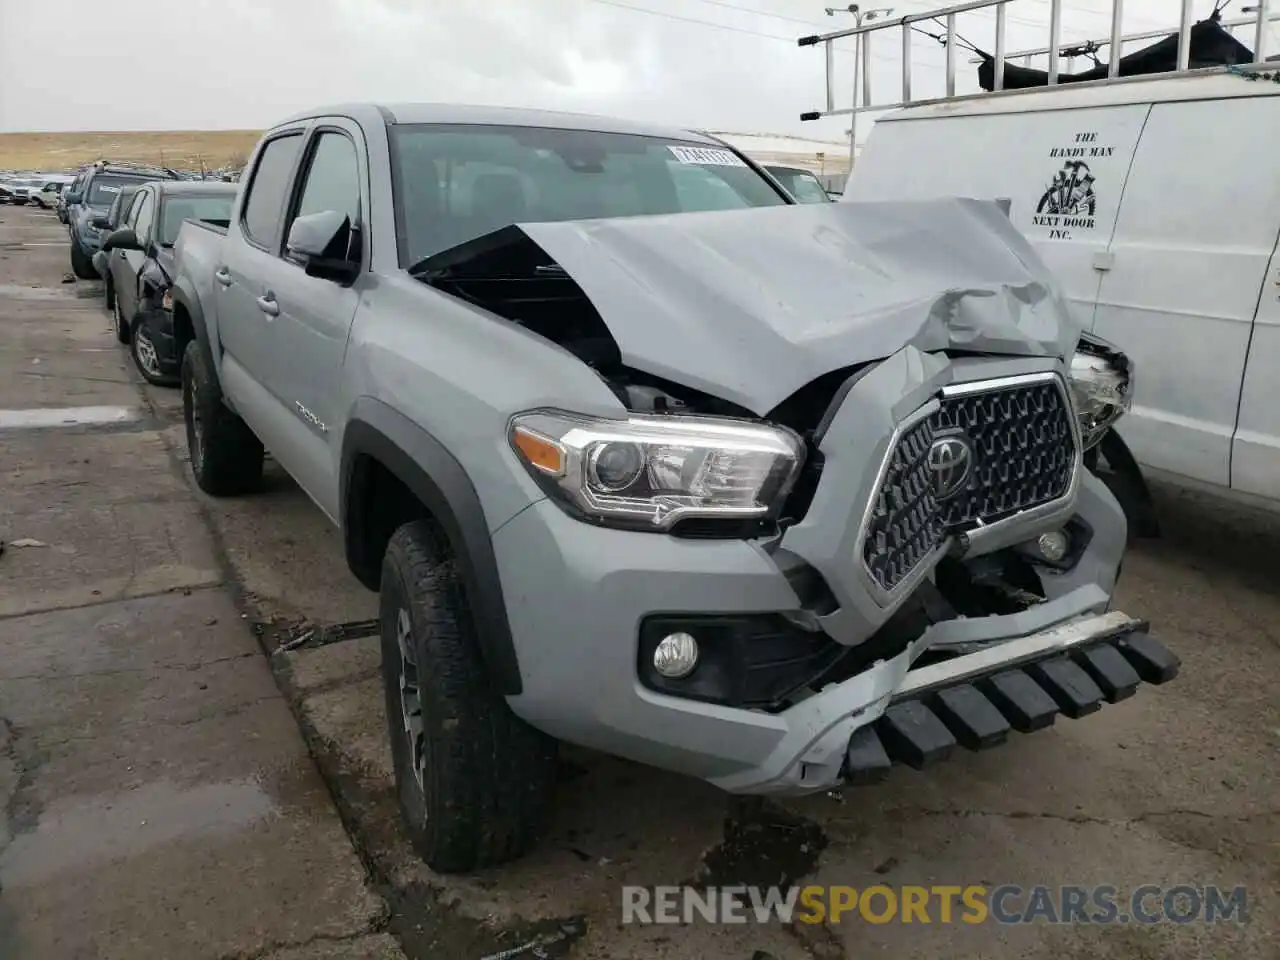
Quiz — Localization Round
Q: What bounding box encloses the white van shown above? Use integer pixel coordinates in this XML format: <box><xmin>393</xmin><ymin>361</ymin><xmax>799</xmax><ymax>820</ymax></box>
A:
<box><xmin>831</xmin><ymin>8</ymin><xmax>1280</xmax><ymax>523</ymax></box>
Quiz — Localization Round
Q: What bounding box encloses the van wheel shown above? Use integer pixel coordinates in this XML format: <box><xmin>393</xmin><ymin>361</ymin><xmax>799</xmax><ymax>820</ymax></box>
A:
<box><xmin>380</xmin><ymin>521</ymin><xmax>556</xmax><ymax>873</ymax></box>
<box><xmin>70</xmin><ymin>242</ymin><xmax>96</xmax><ymax>280</ymax></box>
<box><xmin>181</xmin><ymin>339</ymin><xmax>263</xmax><ymax>496</ymax></box>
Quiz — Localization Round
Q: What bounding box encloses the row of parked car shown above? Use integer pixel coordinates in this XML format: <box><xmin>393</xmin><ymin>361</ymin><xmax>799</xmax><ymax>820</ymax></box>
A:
<box><xmin>56</xmin><ymin>160</ymin><xmax>236</xmax><ymax>385</ymax></box>
<box><xmin>0</xmin><ymin>172</ymin><xmax>76</xmax><ymax>208</ymax></box>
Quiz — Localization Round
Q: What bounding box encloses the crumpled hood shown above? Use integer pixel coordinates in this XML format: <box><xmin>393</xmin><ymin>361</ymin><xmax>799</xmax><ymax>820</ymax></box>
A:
<box><xmin>517</xmin><ymin>197</ymin><xmax>1082</xmax><ymax>414</ymax></box>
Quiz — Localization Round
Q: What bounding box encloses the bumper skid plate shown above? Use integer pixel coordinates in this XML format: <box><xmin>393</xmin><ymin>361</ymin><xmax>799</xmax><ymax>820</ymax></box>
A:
<box><xmin>843</xmin><ymin>625</ymin><xmax>1179</xmax><ymax>783</ymax></box>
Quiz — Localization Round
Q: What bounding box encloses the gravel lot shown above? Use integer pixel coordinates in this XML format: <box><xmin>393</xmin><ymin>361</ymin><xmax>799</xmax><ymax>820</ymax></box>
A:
<box><xmin>1</xmin><ymin>201</ymin><xmax>1277</xmax><ymax>959</ymax></box>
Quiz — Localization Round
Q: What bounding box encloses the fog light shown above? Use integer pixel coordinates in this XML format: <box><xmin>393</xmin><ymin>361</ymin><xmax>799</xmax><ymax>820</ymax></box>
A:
<box><xmin>1037</xmin><ymin>530</ymin><xmax>1070</xmax><ymax>563</ymax></box>
<box><xmin>653</xmin><ymin>632</ymin><xmax>699</xmax><ymax>678</ymax></box>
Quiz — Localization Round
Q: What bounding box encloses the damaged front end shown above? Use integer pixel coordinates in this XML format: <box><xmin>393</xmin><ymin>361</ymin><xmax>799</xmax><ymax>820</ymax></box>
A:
<box><xmin>415</xmin><ymin>199</ymin><xmax>1168</xmax><ymax>788</ymax></box>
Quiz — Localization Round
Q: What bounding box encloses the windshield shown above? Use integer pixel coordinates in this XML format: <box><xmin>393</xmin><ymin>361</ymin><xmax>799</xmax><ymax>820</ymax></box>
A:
<box><xmin>766</xmin><ymin>168</ymin><xmax>831</xmax><ymax>204</ymax></box>
<box><xmin>159</xmin><ymin>194</ymin><xmax>235</xmax><ymax>245</ymax></box>
<box><xmin>390</xmin><ymin>123</ymin><xmax>787</xmax><ymax>265</ymax></box>
<box><xmin>88</xmin><ymin>175</ymin><xmax>146</xmax><ymax>207</ymax></box>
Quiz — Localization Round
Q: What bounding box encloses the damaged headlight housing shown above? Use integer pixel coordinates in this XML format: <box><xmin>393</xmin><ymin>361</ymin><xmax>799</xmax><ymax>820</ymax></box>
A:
<box><xmin>1069</xmin><ymin>333</ymin><xmax>1134</xmax><ymax>450</ymax></box>
<box><xmin>508</xmin><ymin>411</ymin><xmax>806</xmax><ymax>532</ymax></box>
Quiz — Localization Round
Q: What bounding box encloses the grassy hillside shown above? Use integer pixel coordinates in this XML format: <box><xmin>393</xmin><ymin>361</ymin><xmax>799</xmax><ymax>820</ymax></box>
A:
<box><xmin>0</xmin><ymin>130</ymin><xmax>262</xmax><ymax>172</ymax></box>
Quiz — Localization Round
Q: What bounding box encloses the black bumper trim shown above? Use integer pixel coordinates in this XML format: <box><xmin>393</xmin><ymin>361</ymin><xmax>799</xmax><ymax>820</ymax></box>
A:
<box><xmin>844</xmin><ymin>631</ymin><xmax>1178</xmax><ymax>781</ymax></box>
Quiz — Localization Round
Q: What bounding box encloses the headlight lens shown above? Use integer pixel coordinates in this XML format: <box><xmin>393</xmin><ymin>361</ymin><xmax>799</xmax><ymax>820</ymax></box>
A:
<box><xmin>1069</xmin><ymin>335</ymin><xmax>1133</xmax><ymax>450</ymax></box>
<box><xmin>509</xmin><ymin>411</ymin><xmax>806</xmax><ymax>531</ymax></box>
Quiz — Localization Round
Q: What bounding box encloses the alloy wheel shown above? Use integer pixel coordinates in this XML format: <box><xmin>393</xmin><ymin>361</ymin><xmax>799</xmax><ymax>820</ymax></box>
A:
<box><xmin>134</xmin><ymin>326</ymin><xmax>162</xmax><ymax>377</ymax></box>
<box><xmin>396</xmin><ymin>607</ymin><xmax>427</xmax><ymax>799</ymax></box>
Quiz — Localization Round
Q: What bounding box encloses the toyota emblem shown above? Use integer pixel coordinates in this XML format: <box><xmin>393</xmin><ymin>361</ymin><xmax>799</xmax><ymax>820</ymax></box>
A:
<box><xmin>927</xmin><ymin>434</ymin><xmax>974</xmax><ymax>500</ymax></box>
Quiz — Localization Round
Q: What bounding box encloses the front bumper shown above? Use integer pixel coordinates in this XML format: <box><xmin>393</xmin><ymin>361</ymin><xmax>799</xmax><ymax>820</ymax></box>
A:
<box><xmin>842</xmin><ymin>613</ymin><xmax>1177</xmax><ymax>783</ymax></box>
<box><xmin>492</xmin><ymin>351</ymin><xmax>1152</xmax><ymax>795</ymax></box>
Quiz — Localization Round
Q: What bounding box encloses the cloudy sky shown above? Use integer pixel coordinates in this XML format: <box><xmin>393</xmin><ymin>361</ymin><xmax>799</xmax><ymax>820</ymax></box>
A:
<box><xmin>1</xmin><ymin>0</ymin><xmax>1273</xmax><ymax>140</ymax></box>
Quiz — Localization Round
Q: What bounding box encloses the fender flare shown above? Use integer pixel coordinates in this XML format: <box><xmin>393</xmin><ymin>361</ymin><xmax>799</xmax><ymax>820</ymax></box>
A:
<box><xmin>341</xmin><ymin>399</ymin><xmax>523</xmax><ymax>695</ymax></box>
<box><xmin>170</xmin><ymin>279</ymin><xmax>214</xmax><ymax>370</ymax></box>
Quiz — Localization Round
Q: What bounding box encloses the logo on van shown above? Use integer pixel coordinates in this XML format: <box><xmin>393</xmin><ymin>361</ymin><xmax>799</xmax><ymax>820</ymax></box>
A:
<box><xmin>1037</xmin><ymin>159</ymin><xmax>1096</xmax><ymax>218</ymax></box>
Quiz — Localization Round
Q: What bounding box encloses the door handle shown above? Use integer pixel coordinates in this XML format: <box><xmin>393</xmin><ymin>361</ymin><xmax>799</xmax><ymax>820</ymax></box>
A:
<box><xmin>256</xmin><ymin>293</ymin><xmax>280</xmax><ymax>317</ymax></box>
<box><xmin>215</xmin><ymin>268</ymin><xmax>233</xmax><ymax>287</ymax></box>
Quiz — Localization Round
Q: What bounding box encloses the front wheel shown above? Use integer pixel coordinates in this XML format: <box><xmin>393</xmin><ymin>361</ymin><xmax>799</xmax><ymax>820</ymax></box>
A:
<box><xmin>181</xmin><ymin>339</ymin><xmax>264</xmax><ymax>495</ymax></box>
<box><xmin>131</xmin><ymin>316</ymin><xmax>178</xmax><ymax>387</ymax></box>
<box><xmin>380</xmin><ymin>520</ymin><xmax>557</xmax><ymax>873</ymax></box>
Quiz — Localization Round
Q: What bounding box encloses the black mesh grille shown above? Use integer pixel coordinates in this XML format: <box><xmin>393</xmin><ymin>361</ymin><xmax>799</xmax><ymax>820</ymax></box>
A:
<box><xmin>934</xmin><ymin>381</ymin><xmax>1075</xmax><ymax>527</ymax></box>
<box><xmin>862</xmin><ymin>418</ymin><xmax>945</xmax><ymax>593</ymax></box>
<box><xmin>861</xmin><ymin>379</ymin><xmax>1077</xmax><ymax>593</ymax></box>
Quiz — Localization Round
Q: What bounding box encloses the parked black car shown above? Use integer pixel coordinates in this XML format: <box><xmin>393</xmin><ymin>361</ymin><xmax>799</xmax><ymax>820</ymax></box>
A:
<box><xmin>99</xmin><ymin>180</ymin><xmax>237</xmax><ymax>385</ymax></box>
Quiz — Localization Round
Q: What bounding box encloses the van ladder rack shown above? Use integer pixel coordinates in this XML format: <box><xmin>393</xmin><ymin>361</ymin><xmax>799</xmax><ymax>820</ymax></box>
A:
<box><xmin>799</xmin><ymin>0</ymin><xmax>1280</xmax><ymax>154</ymax></box>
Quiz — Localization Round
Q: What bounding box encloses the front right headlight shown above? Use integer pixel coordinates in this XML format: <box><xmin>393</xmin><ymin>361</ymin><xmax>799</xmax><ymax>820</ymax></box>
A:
<box><xmin>1069</xmin><ymin>333</ymin><xmax>1133</xmax><ymax>450</ymax></box>
<box><xmin>508</xmin><ymin>410</ymin><xmax>806</xmax><ymax>533</ymax></box>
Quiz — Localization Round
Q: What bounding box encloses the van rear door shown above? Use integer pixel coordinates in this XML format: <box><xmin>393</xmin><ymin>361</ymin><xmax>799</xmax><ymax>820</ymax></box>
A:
<box><xmin>846</xmin><ymin>102</ymin><xmax>1147</xmax><ymax>334</ymax></box>
<box><xmin>1091</xmin><ymin>95</ymin><xmax>1280</xmax><ymax>489</ymax></box>
<box><xmin>1232</xmin><ymin>218</ymin><xmax>1280</xmax><ymax>500</ymax></box>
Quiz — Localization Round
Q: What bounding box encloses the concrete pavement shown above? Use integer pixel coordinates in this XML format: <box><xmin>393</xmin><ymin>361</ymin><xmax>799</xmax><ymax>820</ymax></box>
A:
<box><xmin>0</xmin><ymin>205</ymin><xmax>402</xmax><ymax>960</ymax></box>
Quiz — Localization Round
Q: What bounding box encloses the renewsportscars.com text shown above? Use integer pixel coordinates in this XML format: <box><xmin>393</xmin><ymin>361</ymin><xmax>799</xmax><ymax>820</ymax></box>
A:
<box><xmin>621</xmin><ymin>884</ymin><xmax>1249</xmax><ymax>926</ymax></box>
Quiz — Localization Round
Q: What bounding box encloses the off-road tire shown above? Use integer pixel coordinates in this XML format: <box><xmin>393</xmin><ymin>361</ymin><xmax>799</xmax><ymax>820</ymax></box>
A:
<box><xmin>380</xmin><ymin>520</ymin><xmax>557</xmax><ymax>873</ymax></box>
<box><xmin>70</xmin><ymin>241</ymin><xmax>96</xmax><ymax>280</ymax></box>
<box><xmin>181</xmin><ymin>339</ymin><xmax>263</xmax><ymax>495</ymax></box>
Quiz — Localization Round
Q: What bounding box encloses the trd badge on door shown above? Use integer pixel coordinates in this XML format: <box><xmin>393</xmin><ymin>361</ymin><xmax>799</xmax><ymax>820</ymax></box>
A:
<box><xmin>294</xmin><ymin>401</ymin><xmax>328</xmax><ymax>435</ymax></box>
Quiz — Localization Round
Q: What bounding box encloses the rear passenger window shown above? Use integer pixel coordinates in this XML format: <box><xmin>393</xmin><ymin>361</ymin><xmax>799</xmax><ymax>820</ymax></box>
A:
<box><xmin>241</xmin><ymin>134</ymin><xmax>303</xmax><ymax>248</ymax></box>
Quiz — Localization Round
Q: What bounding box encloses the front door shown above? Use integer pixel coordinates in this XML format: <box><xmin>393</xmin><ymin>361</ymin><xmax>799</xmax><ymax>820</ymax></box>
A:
<box><xmin>256</xmin><ymin>122</ymin><xmax>367</xmax><ymax>520</ymax></box>
<box><xmin>1231</xmin><ymin>221</ymin><xmax>1280</xmax><ymax>500</ymax></box>
<box><xmin>1091</xmin><ymin>95</ymin><xmax>1280</xmax><ymax>488</ymax></box>
<box><xmin>114</xmin><ymin>189</ymin><xmax>155</xmax><ymax>326</ymax></box>
<box><xmin>109</xmin><ymin>190</ymin><xmax>148</xmax><ymax>324</ymax></box>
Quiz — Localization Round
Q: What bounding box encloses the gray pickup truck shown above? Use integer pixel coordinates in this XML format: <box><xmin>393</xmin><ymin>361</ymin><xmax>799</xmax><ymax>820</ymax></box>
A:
<box><xmin>168</xmin><ymin>103</ymin><xmax>1178</xmax><ymax>874</ymax></box>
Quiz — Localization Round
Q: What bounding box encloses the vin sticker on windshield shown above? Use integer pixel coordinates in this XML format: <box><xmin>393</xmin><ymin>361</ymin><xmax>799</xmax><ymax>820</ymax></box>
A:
<box><xmin>668</xmin><ymin>145</ymin><xmax>746</xmax><ymax>167</ymax></box>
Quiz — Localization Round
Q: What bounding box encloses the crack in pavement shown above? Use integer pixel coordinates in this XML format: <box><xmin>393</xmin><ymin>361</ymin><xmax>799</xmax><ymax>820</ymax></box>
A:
<box><xmin>216</xmin><ymin>926</ymin><xmax>390</xmax><ymax>960</ymax></box>
<box><xmin>1</xmin><ymin>650</ymin><xmax>259</xmax><ymax>682</ymax></box>
<box><xmin>0</xmin><ymin>584</ymin><xmax>227</xmax><ymax>621</ymax></box>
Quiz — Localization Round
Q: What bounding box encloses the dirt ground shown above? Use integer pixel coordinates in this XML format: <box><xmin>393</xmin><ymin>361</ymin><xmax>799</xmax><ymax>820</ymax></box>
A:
<box><xmin>0</xmin><ymin>130</ymin><xmax>262</xmax><ymax>172</ymax></box>
<box><xmin>0</xmin><ymin>201</ymin><xmax>1277</xmax><ymax>960</ymax></box>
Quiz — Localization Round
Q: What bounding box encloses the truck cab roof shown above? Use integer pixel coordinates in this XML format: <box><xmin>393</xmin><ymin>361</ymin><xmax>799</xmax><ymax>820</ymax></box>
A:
<box><xmin>272</xmin><ymin>102</ymin><xmax>733</xmax><ymax>146</ymax></box>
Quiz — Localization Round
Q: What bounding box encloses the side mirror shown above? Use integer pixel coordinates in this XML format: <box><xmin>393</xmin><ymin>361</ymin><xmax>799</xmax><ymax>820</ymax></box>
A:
<box><xmin>91</xmin><ymin>215</ymin><xmax>111</xmax><ymax>230</ymax></box>
<box><xmin>66</xmin><ymin>191</ymin><xmax>82</xmax><ymax>205</ymax></box>
<box><xmin>286</xmin><ymin>210</ymin><xmax>360</xmax><ymax>285</ymax></box>
<box><xmin>102</xmin><ymin>227</ymin><xmax>140</xmax><ymax>253</ymax></box>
